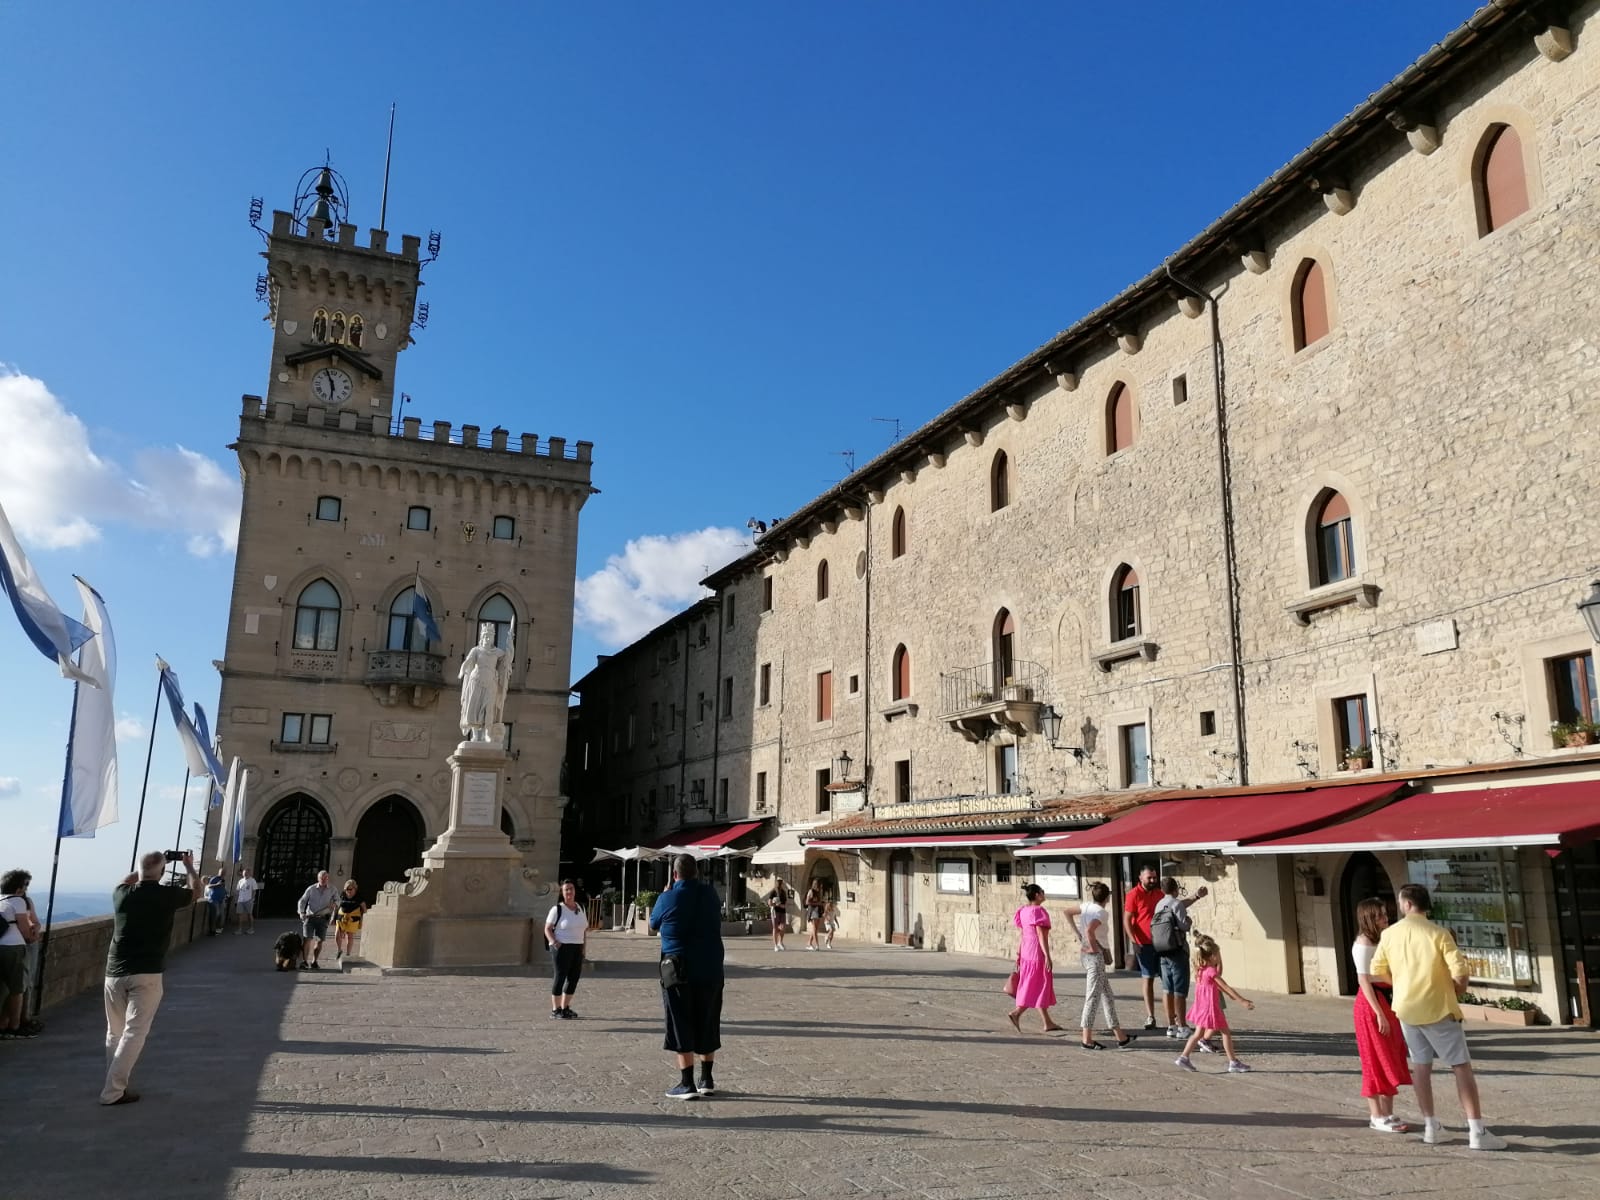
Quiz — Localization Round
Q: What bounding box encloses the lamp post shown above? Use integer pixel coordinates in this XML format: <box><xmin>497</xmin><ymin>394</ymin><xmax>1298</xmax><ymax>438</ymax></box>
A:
<box><xmin>1578</xmin><ymin>581</ymin><xmax>1600</xmax><ymax>643</ymax></box>
<box><xmin>834</xmin><ymin>749</ymin><xmax>854</xmax><ymax>784</ymax></box>
<box><xmin>1038</xmin><ymin>704</ymin><xmax>1085</xmax><ymax>760</ymax></box>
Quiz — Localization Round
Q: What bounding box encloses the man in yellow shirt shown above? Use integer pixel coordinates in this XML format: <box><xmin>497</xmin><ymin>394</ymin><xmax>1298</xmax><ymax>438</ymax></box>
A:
<box><xmin>1370</xmin><ymin>884</ymin><xmax>1505</xmax><ymax>1151</ymax></box>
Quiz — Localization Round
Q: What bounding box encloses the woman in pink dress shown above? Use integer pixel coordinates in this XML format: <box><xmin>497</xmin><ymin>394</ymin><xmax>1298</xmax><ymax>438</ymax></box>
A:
<box><xmin>1352</xmin><ymin>897</ymin><xmax>1412</xmax><ymax>1133</ymax></box>
<box><xmin>1007</xmin><ymin>885</ymin><xmax>1065</xmax><ymax>1034</ymax></box>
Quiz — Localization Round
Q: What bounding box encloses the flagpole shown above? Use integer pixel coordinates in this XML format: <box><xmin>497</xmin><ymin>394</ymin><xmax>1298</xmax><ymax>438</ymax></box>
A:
<box><xmin>127</xmin><ymin>667</ymin><xmax>163</xmax><ymax>871</ymax></box>
<box><xmin>32</xmin><ymin>680</ymin><xmax>80</xmax><ymax>1019</ymax></box>
<box><xmin>168</xmin><ymin>769</ymin><xmax>191</xmax><ymax>883</ymax></box>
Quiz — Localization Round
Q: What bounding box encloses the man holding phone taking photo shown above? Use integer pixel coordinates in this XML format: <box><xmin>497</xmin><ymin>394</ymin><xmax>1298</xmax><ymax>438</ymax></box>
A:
<box><xmin>101</xmin><ymin>849</ymin><xmax>201</xmax><ymax>1106</ymax></box>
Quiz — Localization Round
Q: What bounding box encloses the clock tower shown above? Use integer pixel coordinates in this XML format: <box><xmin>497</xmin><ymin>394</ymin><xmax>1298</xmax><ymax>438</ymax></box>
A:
<box><xmin>260</xmin><ymin>166</ymin><xmax>418</xmax><ymax>426</ymax></box>
<box><xmin>213</xmin><ymin>163</ymin><xmax>594</xmax><ymax>951</ymax></box>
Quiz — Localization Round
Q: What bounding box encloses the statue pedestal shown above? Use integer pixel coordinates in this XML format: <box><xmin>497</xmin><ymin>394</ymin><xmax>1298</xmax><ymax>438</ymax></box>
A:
<box><xmin>361</xmin><ymin>740</ymin><xmax>550</xmax><ymax>968</ymax></box>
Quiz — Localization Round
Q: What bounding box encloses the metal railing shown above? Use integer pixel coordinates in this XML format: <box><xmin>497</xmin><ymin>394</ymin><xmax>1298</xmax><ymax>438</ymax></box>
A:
<box><xmin>938</xmin><ymin>659</ymin><xmax>1048</xmax><ymax>717</ymax></box>
<box><xmin>365</xmin><ymin>649</ymin><xmax>446</xmax><ymax>686</ymax></box>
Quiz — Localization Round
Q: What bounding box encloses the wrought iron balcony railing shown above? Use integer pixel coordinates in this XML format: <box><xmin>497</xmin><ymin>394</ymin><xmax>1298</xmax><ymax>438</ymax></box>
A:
<box><xmin>939</xmin><ymin>659</ymin><xmax>1048</xmax><ymax>743</ymax></box>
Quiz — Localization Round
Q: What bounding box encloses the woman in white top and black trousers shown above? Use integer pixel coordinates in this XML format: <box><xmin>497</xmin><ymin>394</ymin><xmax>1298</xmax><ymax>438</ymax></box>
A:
<box><xmin>545</xmin><ymin>880</ymin><xmax>589</xmax><ymax>1019</ymax></box>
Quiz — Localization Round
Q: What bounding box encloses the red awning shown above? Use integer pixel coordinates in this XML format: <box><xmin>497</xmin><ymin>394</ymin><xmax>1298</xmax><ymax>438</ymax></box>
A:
<box><xmin>807</xmin><ymin>831</ymin><xmax>1041</xmax><ymax>851</ymax></box>
<box><xmin>1229</xmin><ymin>781</ymin><xmax>1600</xmax><ymax>853</ymax></box>
<box><xmin>647</xmin><ymin>820</ymin><xmax>764</xmax><ymax>850</ymax></box>
<box><xmin>1010</xmin><ymin>782</ymin><xmax>1403</xmax><ymax>856</ymax></box>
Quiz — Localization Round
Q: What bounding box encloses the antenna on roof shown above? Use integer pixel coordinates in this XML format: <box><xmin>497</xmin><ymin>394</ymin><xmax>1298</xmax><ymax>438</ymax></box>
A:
<box><xmin>872</xmin><ymin>417</ymin><xmax>902</xmax><ymax>444</ymax></box>
<box><xmin>839</xmin><ymin>449</ymin><xmax>856</xmax><ymax>474</ymax></box>
<box><xmin>379</xmin><ymin>102</ymin><xmax>396</xmax><ymax>232</ymax></box>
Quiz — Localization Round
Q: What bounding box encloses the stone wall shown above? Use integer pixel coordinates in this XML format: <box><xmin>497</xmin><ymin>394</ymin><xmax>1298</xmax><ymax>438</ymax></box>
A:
<box><xmin>36</xmin><ymin>907</ymin><xmax>203</xmax><ymax>1013</ymax></box>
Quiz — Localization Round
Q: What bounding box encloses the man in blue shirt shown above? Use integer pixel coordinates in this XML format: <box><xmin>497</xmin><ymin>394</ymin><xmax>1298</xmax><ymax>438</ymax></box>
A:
<box><xmin>204</xmin><ymin>865</ymin><xmax>228</xmax><ymax>936</ymax></box>
<box><xmin>649</xmin><ymin>854</ymin><xmax>725</xmax><ymax>1100</ymax></box>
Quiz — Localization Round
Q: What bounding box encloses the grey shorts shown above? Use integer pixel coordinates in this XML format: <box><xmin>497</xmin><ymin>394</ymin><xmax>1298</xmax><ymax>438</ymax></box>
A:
<box><xmin>1401</xmin><ymin>1017</ymin><xmax>1471</xmax><ymax>1067</ymax></box>
<box><xmin>302</xmin><ymin>915</ymin><xmax>330</xmax><ymax>942</ymax></box>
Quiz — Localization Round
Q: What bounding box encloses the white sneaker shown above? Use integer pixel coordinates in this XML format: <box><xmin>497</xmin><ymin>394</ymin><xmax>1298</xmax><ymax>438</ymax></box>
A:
<box><xmin>1369</xmin><ymin>1117</ymin><xmax>1405</xmax><ymax>1134</ymax></box>
<box><xmin>773</xmin><ymin>945</ymin><xmax>781</xmax><ymax>952</ymax></box>
<box><xmin>1166</xmin><ymin>1025</ymin><xmax>1181</xmax><ymax>1039</ymax></box>
<box><xmin>1423</xmin><ymin>1120</ymin><xmax>1445</xmax><ymax>1145</ymax></box>
<box><xmin>1469</xmin><ymin>1129</ymin><xmax>1507</xmax><ymax>1151</ymax></box>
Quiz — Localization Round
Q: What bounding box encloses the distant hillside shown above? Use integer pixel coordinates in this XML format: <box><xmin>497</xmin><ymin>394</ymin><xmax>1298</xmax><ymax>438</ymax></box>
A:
<box><xmin>43</xmin><ymin>893</ymin><xmax>114</xmax><ymax>924</ymax></box>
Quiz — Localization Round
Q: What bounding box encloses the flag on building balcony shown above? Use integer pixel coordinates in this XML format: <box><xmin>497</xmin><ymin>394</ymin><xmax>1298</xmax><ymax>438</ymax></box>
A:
<box><xmin>0</xmin><ymin>497</ymin><xmax>98</xmax><ymax>686</ymax></box>
<box><xmin>411</xmin><ymin>571</ymin><xmax>442</xmax><ymax>645</ymax></box>
<box><xmin>58</xmin><ymin>577</ymin><xmax>119</xmax><ymax>838</ymax></box>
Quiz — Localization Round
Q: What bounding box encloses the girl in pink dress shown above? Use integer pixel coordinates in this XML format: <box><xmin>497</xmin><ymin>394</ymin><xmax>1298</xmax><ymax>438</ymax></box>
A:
<box><xmin>1007</xmin><ymin>885</ymin><xmax>1065</xmax><ymax>1034</ymax></box>
<box><xmin>1174</xmin><ymin>935</ymin><xmax>1254</xmax><ymax>1072</ymax></box>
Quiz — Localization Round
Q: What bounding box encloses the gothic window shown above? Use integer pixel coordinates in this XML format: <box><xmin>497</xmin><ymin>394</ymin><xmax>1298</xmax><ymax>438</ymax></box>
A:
<box><xmin>1111</xmin><ymin>565</ymin><xmax>1141</xmax><ymax>640</ymax></box>
<box><xmin>891</xmin><ymin>507</ymin><xmax>907</xmax><ymax>558</ymax></box>
<box><xmin>1476</xmin><ymin>123</ymin><xmax>1531</xmax><ymax>235</ymax></box>
<box><xmin>348</xmin><ymin>314</ymin><xmax>365</xmax><ymax>349</ymax></box>
<box><xmin>387</xmin><ymin>588</ymin><xmax>430</xmax><ymax>651</ymax></box>
<box><xmin>311</xmin><ymin>309</ymin><xmax>329</xmax><ymax>343</ymax></box>
<box><xmin>817</xmin><ymin>559</ymin><xmax>830</xmax><ymax>601</ymax></box>
<box><xmin>1106</xmin><ymin>383</ymin><xmax>1136</xmax><ymax>454</ymax></box>
<box><xmin>1313</xmin><ymin>491</ymin><xmax>1356</xmax><ymax>585</ymax></box>
<box><xmin>891</xmin><ymin>644</ymin><xmax>911</xmax><ymax>702</ymax></box>
<box><xmin>477</xmin><ymin>593</ymin><xmax>516</xmax><ymax>650</ymax></box>
<box><xmin>994</xmin><ymin>609</ymin><xmax>1016</xmax><ymax>686</ymax></box>
<box><xmin>292</xmin><ymin>579</ymin><xmax>341</xmax><ymax>651</ymax></box>
<box><xmin>1292</xmin><ymin>259</ymin><xmax>1331</xmax><ymax>351</ymax></box>
<box><xmin>990</xmin><ymin>451</ymin><xmax>1010</xmax><ymax>511</ymax></box>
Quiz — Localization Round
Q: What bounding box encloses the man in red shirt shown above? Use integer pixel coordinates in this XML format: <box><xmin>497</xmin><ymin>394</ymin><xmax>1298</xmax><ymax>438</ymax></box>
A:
<box><xmin>1123</xmin><ymin>863</ymin><xmax>1163</xmax><ymax>1031</ymax></box>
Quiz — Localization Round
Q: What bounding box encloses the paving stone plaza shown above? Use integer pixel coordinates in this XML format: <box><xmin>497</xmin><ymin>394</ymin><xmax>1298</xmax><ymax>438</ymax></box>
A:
<box><xmin>8</xmin><ymin>928</ymin><xmax>1600</xmax><ymax>1200</ymax></box>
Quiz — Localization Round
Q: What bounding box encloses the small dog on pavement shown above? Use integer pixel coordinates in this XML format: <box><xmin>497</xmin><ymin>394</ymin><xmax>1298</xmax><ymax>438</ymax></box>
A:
<box><xmin>274</xmin><ymin>931</ymin><xmax>305</xmax><ymax>971</ymax></box>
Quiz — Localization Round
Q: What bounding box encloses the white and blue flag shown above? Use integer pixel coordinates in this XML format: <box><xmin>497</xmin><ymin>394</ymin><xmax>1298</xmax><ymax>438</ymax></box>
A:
<box><xmin>0</xmin><ymin>497</ymin><xmax>98</xmax><ymax>686</ymax></box>
<box><xmin>192</xmin><ymin>702</ymin><xmax>227</xmax><ymax>808</ymax></box>
<box><xmin>58</xmin><ymin>577</ymin><xmax>120</xmax><ymax>838</ymax></box>
<box><xmin>411</xmin><ymin>572</ymin><xmax>442</xmax><ymax>644</ymax></box>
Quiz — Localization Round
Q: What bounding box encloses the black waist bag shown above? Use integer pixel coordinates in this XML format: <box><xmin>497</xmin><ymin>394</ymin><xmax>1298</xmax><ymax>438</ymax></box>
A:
<box><xmin>659</xmin><ymin>954</ymin><xmax>685</xmax><ymax>989</ymax></box>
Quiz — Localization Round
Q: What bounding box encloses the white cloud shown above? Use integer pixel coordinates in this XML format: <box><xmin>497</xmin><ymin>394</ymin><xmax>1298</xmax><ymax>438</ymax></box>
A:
<box><xmin>115</xmin><ymin>714</ymin><xmax>145</xmax><ymax>742</ymax></box>
<box><xmin>0</xmin><ymin>777</ymin><xmax>20</xmax><ymax>799</ymax></box>
<box><xmin>0</xmin><ymin>369</ymin><xmax>240</xmax><ymax>556</ymax></box>
<box><xmin>575</xmin><ymin>526</ymin><xmax>751</xmax><ymax>649</ymax></box>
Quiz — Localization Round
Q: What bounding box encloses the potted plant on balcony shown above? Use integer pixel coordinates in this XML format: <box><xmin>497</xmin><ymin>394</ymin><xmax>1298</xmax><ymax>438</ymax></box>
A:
<box><xmin>1551</xmin><ymin>720</ymin><xmax>1598</xmax><ymax>749</ymax></box>
<box><xmin>1342</xmin><ymin>743</ymin><xmax>1372</xmax><ymax>771</ymax></box>
<box><xmin>968</xmin><ymin>688</ymin><xmax>994</xmax><ymax>706</ymax></box>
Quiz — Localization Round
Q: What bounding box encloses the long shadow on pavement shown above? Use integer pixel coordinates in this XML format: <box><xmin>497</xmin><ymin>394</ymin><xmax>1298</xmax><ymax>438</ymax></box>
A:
<box><xmin>233</xmin><ymin>1152</ymin><xmax>649</xmax><ymax>1182</ymax></box>
<box><xmin>9</xmin><ymin>920</ymin><xmax>302</xmax><ymax>1200</ymax></box>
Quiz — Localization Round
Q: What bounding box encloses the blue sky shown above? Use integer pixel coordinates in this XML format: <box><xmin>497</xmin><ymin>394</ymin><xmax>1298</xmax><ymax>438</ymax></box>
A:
<box><xmin>0</xmin><ymin>0</ymin><xmax>1481</xmax><ymax>892</ymax></box>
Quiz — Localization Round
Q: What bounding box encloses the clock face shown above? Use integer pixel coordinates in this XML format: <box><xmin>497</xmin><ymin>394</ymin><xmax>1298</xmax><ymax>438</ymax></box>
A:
<box><xmin>311</xmin><ymin>367</ymin><xmax>354</xmax><ymax>405</ymax></box>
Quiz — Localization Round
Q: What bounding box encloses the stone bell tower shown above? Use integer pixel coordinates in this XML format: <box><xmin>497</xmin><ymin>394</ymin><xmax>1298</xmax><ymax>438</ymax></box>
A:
<box><xmin>212</xmin><ymin>162</ymin><xmax>594</xmax><ymax>962</ymax></box>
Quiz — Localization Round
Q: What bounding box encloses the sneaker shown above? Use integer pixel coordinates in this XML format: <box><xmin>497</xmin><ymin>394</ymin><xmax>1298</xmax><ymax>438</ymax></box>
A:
<box><xmin>309</xmin><ymin>961</ymin><xmax>321</xmax><ymax>970</ymax></box>
<box><xmin>1144</xmin><ymin>1016</ymin><xmax>1158</xmax><ymax>1031</ymax></box>
<box><xmin>1196</xmin><ymin>1038</ymin><xmax>1220</xmax><ymax>1054</ymax></box>
<box><xmin>1226</xmin><ymin>1060</ymin><xmax>1252</xmax><ymax>1073</ymax></box>
<box><xmin>773</xmin><ymin>945</ymin><xmax>781</xmax><ymax>953</ymax></box>
<box><xmin>1174</xmin><ymin>1022</ymin><xmax>1192</xmax><ymax>1037</ymax></box>
<box><xmin>549</xmin><ymin>1009</ymin><xmax>563</xmax><ymax>1019</ymax></box>
<box><xmin>696</xmin><ymin>1078</ymin><xmax>716</xmax><ymax>1095</ymax></box>
<box><xmin>1174</xmin><ymin>1055</ymin><xmax>1196</xmax><ymax>1072</ymax></box>
<box><xmin>336</xmin><ymin>950</ymin><xmax>343</xmax><ymax>960</ymax></box>
<box><xmin>664</xmin><ymin>1083</ymin><xmax>700</xmax><ymax>1101</ymax></box>
<box><xmin>1379</xmin><ymin>1115</ymin><xmax>1408</xmax><ymax>1132</ymax></box>
<box><xmin>559</xmin><ymin>1008</ymin><xmax>577</xmax><ymax>1020</ymax></box>
<box><xmin>1423</xmin><ymin>1120</ymin><xmax>1446</xmax><ymax>1145</ymax></box>
<box><xmin>1166</xmin><ymin>1025</ymin><xmax>1181</xmax><ymax>1039</ymax></box>
<box><xmin>1469</xmin><ymin>1129</ymin><xmax>1507</xmax><ymax>1152</ymax></box>
<box><xmin>1370</xmin><ymin>1117</ymin><xmax>1406</xmax><ymax>1134</ymax></box>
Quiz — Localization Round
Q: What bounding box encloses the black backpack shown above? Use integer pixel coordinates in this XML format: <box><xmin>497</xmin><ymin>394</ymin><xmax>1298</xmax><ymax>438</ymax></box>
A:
<box><xmin>1150</xmin><ymin>902</ymin><xmax>1187</xmax><ymax>956</ymax></box>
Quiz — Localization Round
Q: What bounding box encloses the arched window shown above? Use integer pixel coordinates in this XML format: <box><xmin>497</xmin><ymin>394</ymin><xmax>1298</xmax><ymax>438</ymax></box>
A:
<box><xmin>990</xmin><ymin>451</ymin><xmax>1010</xmax><ymax>512</ymax></box>
<box><xmin>1292</xmin><ymin>259</ymin><xmax>1331</xmax><ymax>351</ymax></box>
<box><xmin>1314</xmin><ymin>491</ymin><xmax>1355</xmax><ymax>585</ymax></box>
<box><xmin>477</xmin><ymin>593</ymin><xmax>516</xmax><ymax>650</ymax></box>
<box><xmin>817</xmin><ymin>560</ymin><xmax>830</xmax><ymax>601</ymax></box>
<box><xmin>891</xmin><ymin>644</ymin><xmax>911</xmax><ymax>701</ymax></box>
<box><xmin>1106</xmin><ymin>383</ymin><xmax>1135</xmax><ymax>454</ymax></box>
<box><xmin>293</xmin><ymin>579</ymin><xmax>341</xmax><ymax>651</ymax></box>
<box><xmin>387</xmin><ymin>588</ymin><xmax>431</xmax><ymax>651</ymax></box>
<box><xmin>1476</xmin><ymin>124</ymin><xmax>1530</xmax><ymax>236</ymax></box>
<box><xmin>891</xmin><ymin>507</ymin><xmax>907</xmax><ymax>559</ymax></box>
<box><xmin>994</xmin><ymin>609</ymin><xmax>1016</xmax><ymax>685</ymax></box>
<box><xmin>1112</xmin><ymin>565</ymin><xmax>1141</xmax><ymax>641</ymax></box>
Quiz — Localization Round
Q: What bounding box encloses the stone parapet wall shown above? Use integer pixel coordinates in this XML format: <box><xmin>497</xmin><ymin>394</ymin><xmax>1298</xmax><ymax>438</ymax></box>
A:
<box><xmin>36</xmin><ymin>906</ymin><xmax>203</xmax><ymax>1013</ymax></box>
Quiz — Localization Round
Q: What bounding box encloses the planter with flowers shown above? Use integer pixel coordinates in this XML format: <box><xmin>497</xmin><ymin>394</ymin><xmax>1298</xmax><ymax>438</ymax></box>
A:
<box><xmin>1550</xmin><ymin>721</ymin><xmax>1599</xmax><ymax>750</ymax></box>
<box><xmin>1342</xmin><ymin>744</ymin><xmax>1372</xmax><ymax>771</ymax></box>
<box><xmin>1459</xmin><ymin>993</ymin><xmax>1539</xmax><ymax>1025</ymax></box>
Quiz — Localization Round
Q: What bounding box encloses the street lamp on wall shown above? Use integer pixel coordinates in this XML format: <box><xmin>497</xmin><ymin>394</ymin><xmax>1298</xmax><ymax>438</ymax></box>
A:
<box><xmin>834</xmin><ymin>749</ymin><xmax>854</xmax><ymax>782</ymax></box>
<box><xmin>1039</xmin><ymin>704</ymin><xmax>1085</xmax><ymax>760</ymax></box>
<box><xmin>1579</xmin><ymin>581</ymin><xmax>1600</xmax><ymax>643</ymax></box>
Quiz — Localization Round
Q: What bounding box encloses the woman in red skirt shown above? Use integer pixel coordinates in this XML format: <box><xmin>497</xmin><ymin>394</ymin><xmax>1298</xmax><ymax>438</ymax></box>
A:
<box><xmin>1352</xmin><ymin>897</ymin><xmax>1412</xmax><ymax>1133</ymax></box>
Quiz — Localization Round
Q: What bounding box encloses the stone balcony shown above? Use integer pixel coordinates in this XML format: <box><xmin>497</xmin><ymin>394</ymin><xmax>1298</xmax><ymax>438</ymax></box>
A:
<box><xmin>365</xmin><ymin>649</ymin><xmax>446</xmax><ymax>708</ymax></box>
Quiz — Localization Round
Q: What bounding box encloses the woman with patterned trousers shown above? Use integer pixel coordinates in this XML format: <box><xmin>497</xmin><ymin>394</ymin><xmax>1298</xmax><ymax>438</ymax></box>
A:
<box><xmin>1065</xmin><ymin>882</ymin><xmax>1135</xmax><ymax>1050</ymax></box>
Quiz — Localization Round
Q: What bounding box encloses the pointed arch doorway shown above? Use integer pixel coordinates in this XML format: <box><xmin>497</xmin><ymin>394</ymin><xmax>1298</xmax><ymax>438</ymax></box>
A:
<box><xmin>351</xmin><ymin>795</ymin><xmax>426</xmax><ymax>904</ymax></box>
<box><xmin>255</xmin><ymin>794</ymin><xmax>332</xmax><ymax>917</ymax></box>
<box><xmin>1336</xmin><ymin>851</ymin><xmax>1397</xmax><ymax>995</ymax></box>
